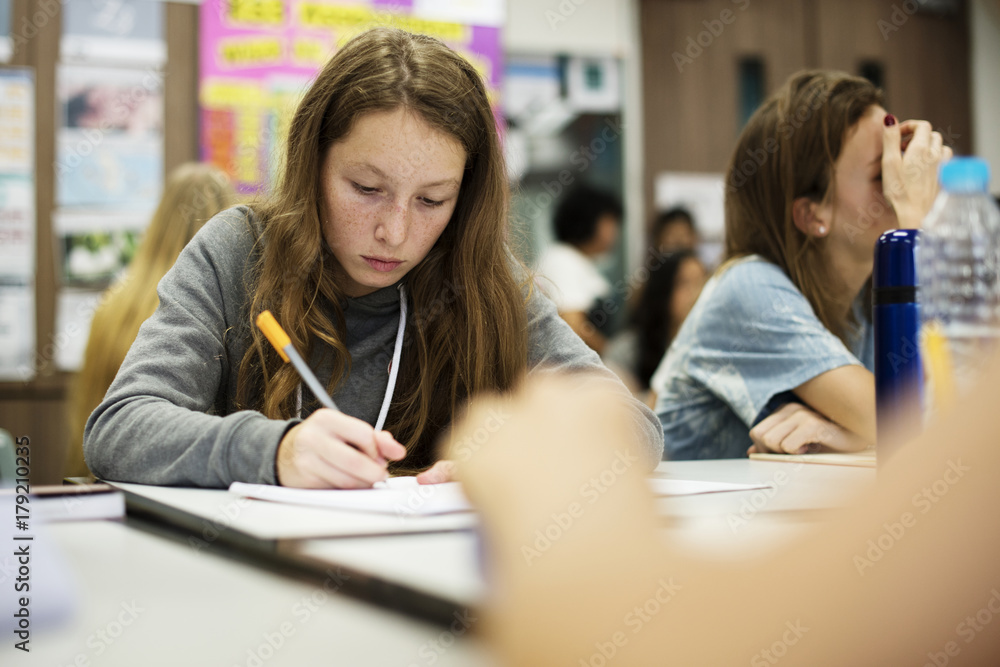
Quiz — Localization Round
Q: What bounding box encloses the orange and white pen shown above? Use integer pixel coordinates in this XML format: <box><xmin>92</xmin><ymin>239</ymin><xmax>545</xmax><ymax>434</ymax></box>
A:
<box><xmin>256</xmin><ymin>310</ymin><xmax>339</xmax><ymax>412</ymax></box>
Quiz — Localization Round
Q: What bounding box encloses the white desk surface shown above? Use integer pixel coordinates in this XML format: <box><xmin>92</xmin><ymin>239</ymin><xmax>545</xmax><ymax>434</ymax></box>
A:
<box><xmin>296</xmin><ymin>459</ymin><xmax>875</xmax><ymax>606</ymax></box>
<box><xmin>7</xmin><ymin>521</ymin><xmax>495</xmax><ymax>667</ymax></box>
<box><xmin>4</xmin><ymin>459</ymin><xmax>872</xmax><ymax>666</ymax></box>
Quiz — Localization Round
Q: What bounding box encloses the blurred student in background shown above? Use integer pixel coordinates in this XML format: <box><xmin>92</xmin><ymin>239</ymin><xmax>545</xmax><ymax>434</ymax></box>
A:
<box><xmin>603</xmin><ymin>249</ymin><xmax>706</xmax><ymax>404</ymax></box>
<box><xmin>650</xmin><ymin>70</ymin><xmax>950</xmax><ymax>460</ymax></box>
<box><xmin>652</xmin><ymin>206</ymin><xmax>698</xmax><ymax>253</ymax></box>
<box><xmin>535</xmin><ymin>184</ymin><xmax>622</xmax><ymax>354</ymax></box>
<box><xmin>66</xmin><ymin>163</ymin><xmax>235</xmax><ymax>477</ymax></box>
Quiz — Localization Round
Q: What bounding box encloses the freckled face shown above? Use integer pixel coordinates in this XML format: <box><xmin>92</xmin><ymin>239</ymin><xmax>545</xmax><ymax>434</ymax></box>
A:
<box><xmin>320</xmin><ymin>108</ymin><xmax>467</xmax><ymax>297</ymax></box>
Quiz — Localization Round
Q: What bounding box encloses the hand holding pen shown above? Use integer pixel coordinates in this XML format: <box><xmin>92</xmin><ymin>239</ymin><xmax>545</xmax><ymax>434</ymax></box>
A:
<box><xmin>257</xmin><ymin>311</ymin><xmax>406</xmax><ymax>488</ymax></box>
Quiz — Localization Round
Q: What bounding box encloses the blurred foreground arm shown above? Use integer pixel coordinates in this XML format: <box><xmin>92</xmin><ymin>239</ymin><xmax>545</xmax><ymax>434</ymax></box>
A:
<box><xmin>451</xmin><ymin>369</ymin><xmax>1000</xmax><ymax>664</ymax></box>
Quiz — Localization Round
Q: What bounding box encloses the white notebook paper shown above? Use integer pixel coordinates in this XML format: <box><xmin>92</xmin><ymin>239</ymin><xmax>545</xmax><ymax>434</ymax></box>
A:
<box><xmin>228</xmin><ymin>476</ymin><xmax>771</xmax><ymax>516</ymax></box>
<box><xmin>229</xmin><ymin>478</ymin><xmax>472</xmax><ymax>516</ymax></box>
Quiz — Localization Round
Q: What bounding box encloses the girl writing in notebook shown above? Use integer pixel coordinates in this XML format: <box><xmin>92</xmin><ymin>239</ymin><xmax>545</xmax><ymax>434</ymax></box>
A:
<box><xmin>83</xmin><ymin>28</ymin><xmax>663</xmax><ymax>489</ymax></box>
<box><xmin>650</xmin><ymin>70</ymin><xmax>951</xmax><ymax>459</ymax></box>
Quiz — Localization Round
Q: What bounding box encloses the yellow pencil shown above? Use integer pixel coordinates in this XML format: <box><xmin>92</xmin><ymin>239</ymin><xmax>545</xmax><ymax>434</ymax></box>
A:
<box><xmin>922</xmin><ymin>322</ymin><xmax>955</xmax><ymax>415</ymax></box>
<box><xmin>256</xmin><ymin>310</ymin><xmax>339</xmax><ymax>412</ymax></box>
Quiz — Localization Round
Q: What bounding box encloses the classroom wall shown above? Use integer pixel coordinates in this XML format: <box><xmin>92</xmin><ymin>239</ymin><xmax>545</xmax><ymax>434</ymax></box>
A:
<box><xmin>0</xmin><ymin>1</ymin><xmax>199</xmax><ymax>484</ymax></box>
<box><xmin>504</xmin><ymin>0</ymin><xmax>649</xmax><ymax>277</ymax></box>
<box><xmin>504</xmin><ymin>0</ymin><xmax>630</xmax><ymax>54</ymax></box>
<box><xmin>639</xmin><ymin>0</ymin><xmax>973</xmax><ymax>233</ymax></box>
<box><xmin>971</xmin><ymin>0</ymin><xmax>1000</xmax><ymax>193</ymax></box>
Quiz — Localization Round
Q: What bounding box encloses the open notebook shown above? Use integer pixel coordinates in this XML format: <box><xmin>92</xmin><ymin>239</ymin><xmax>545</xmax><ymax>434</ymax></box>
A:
<box><xmin>228</xmin><ymin>476</ymin><xmax>769</xmax><ymax>516</ymax></box>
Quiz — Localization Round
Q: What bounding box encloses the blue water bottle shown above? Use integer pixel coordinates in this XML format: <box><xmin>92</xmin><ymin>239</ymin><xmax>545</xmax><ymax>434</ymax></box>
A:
<box><xmin>873</xmin><ymin>229</ymin><xmax>924</xmax><ymax>460</ymax></box>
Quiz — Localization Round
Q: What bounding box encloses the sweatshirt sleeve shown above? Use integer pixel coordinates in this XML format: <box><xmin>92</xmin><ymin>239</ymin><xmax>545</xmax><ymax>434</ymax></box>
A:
<box><xmin>83</xmin><ymin>209</ymin><xmax>293</xmax><ymax>487</ymax></box>
<box><xmin>525</xmin><ymin>284</ymin><xmax>666</xmax><ymax>468</ymax></box>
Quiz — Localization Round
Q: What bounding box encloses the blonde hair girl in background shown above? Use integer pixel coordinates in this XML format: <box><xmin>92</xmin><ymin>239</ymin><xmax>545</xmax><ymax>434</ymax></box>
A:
<box><xmin>66</xmin><ymin>163</ymin><xmax>235</xmax><ymax>477</ymax></box>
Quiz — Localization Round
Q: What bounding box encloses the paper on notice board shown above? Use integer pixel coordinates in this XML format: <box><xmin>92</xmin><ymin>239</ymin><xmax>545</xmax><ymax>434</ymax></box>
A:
<box><xmin>0</xmin><ymin>68</ymin><xmax>34</xmax><ymax>175</ymax></box>
<box><xmin>0</xmin><ymin>283</ymin><xmax>35</xmax><ymax>381</ymax></box>
<box><xmin>0</xmin><ymin>175</ymin><xmax>34</xmax><ymax>280</ymax></box>
<box><xmin>54</xmin><ymin>289</ymin><xmax>104</xmax><ymax>372</ymax></box>
<box><xmin>61</xmin><ymin>0</ymin><xmax>165</xmax><ymax>66</ymax></box>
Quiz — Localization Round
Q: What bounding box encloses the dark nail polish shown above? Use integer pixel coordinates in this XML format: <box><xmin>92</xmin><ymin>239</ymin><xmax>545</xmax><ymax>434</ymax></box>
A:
<box><xmin>884</xmin><ymin>114</ymin><xmax>897</xmax><ymax>127</ymax></box>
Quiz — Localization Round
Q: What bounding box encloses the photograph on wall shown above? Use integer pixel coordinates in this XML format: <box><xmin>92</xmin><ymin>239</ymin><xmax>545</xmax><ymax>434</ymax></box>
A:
<box><xmin>56</xmin><ymin>64</ymin><xmax>163</xmax><ymax>208</ymax></box>
<box><xmin>54</xmin><ymin>209</ymin><xmax>150</xmax><ymax>286</ymax></box>
<box><xmin>61</xmin><ymin>229</ymin><xmax>140</xmax><ymax>286</ymax></box>
<box><xmin>61</xmin><ymin>0</ymin><xmax>165</xmax><ymax>66</ymax></box>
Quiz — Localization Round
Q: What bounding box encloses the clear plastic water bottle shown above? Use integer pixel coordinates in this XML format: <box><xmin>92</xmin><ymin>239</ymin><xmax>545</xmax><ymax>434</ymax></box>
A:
<box><xmin>917</xmin><ymin>157</ymin><xmax>1000</xmax><ymax>410</ymax></box>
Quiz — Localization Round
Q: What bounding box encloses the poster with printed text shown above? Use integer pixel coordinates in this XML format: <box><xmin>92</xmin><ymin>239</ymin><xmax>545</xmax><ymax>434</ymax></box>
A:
<box><xmin>199</xmin><ymin>0</ymin><xmax>503</xmax><ymax>195</ymax></box>
<box><xmin>0</xmin><ymin>68</ymin><xmax>33</xmax><ymax>175</ymax></box>
<box><xmin>0</xmin><ymin>176</ymin><xmax>35</xmax><ymax>280</ymax></box>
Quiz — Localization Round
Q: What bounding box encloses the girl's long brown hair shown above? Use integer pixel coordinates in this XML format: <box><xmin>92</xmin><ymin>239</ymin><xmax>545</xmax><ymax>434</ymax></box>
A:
<box><xmin>67</xmin><ymin>163</ymin><xmax>236</xmax><ymax>477</ymax></box>
<box><xmin>237</xmin><ymin>28</ymin><xmax>529</xmax><ymax>472</ymax></box>
<box><xmin>723</xmin><ymin>70</ymin><xmax>882</xmax><ymax>341</ymax></box>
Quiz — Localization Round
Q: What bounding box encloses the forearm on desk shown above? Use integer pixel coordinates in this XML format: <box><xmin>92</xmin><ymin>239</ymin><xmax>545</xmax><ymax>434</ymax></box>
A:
<box><xmin>793</xmin><ymin>364</ymin><xmax>877</xmax><ymax>446</ymax></box>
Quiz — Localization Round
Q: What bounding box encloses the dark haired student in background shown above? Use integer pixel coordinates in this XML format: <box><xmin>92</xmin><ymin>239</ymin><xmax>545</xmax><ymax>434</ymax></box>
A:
<box><xmin>652</xmin><ymin>206</ymin><xmax>698</xmax><ymax>253</ymax></box>
<box><xmin>535</xmin><ymin>185</ymin><xmax>623</xmax><ymax>354</ymax></box>
<box><xmin>603</xmin><ymin>250</ymin><xmax>706</xmax><ymax>405</ymax></box>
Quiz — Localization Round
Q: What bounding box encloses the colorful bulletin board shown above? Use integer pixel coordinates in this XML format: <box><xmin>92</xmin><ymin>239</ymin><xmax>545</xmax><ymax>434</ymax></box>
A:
<box><xmin>0</xmin><ymin>68</ymin><xmax>35</xmax><ymax>380</ymax></box>
<box><xmin>199</xmin><ymin>0</ymin><xmax>503</xmax><ymax>195</ymax></box>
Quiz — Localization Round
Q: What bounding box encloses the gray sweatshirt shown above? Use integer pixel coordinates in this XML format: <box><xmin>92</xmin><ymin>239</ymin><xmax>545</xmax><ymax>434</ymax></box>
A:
<box><xmin>84</xmin><ymin>206</ymin><xmax>664</xmax><ymax>487</ymax></box>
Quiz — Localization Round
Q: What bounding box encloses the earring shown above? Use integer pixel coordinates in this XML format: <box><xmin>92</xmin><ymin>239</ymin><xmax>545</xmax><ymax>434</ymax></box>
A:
<box><xmin>816</xmin><ymin>225</ymin><xmax>827</xmax><ymax>236</ymax></box>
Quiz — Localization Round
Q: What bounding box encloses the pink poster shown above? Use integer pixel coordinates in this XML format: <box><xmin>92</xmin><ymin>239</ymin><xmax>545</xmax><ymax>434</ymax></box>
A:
<box><xmin>199</xmin><ymin>0</ymin><xmax>502</xmax><ymax>195</ymax></box>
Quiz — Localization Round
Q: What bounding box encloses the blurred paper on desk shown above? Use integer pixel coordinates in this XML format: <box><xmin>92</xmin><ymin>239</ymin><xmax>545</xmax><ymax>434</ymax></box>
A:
<box><xmin>646</xmin><ymin>478</ymin><xmax>770</xmax><ymax>496</ymax></box>
<box><xmin>0</xmin><ymin>493</ymin><xmax>79</xmax><ymax>638</ymax></box>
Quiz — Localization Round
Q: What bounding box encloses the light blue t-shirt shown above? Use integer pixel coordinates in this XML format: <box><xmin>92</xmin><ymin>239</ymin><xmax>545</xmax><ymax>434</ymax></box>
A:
<box><xmin>650</xmin><ymin>255</ymin><xmax>874</xmax><ymax>460</ymax></box>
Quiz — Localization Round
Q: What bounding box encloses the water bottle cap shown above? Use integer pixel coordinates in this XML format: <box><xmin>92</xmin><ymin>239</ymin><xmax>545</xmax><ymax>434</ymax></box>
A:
<box><xmin>873</xmin><ymin>229</ymin><xmax>919</xmax><ymax>290</ymax></box>
<box><xmin>939</xmin><ymin>157</ymin><xmax>990</xmax><ymax>193</ymax></box>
